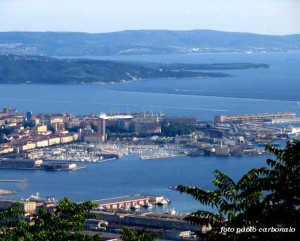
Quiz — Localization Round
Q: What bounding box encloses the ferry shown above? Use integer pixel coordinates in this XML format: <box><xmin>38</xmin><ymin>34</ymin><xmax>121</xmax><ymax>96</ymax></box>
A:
<box><xmin>27</xmin><ymin>192</ymin><xmax>46</xmax><ymax>202</ymax></box>
<box><xmin>27</xmin><ymin>192</ymin><xmax>57</xmax><ymax>203</ymax></box>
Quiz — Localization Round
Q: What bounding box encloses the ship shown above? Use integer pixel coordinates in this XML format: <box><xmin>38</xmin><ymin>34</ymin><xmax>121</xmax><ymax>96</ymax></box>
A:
<box><xmin>285</xmin><ymin>126</ymin><xmax>300</xmax><ymax>138</ymax></box>
<box><xmin>26</xmin><ymin>192</ymin><xmax>57</xmax><ymax>203</ymax></box>
<box><xmin>27</xmin><ymin>192</ymin><xmax>46</xmax><ymax>202</ymax></box>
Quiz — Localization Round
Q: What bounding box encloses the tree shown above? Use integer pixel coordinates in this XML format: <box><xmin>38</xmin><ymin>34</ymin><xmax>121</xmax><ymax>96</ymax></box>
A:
<box><xmin>177</xmin><ymin>140</ymin><xmax>300</xmax><ymax>241</ymax></box>
<box><xmin>120</xmin><ymin>228</ymin><xmax>160</xmax><ymax>241</ymax></box>
<box><xmin>0</xmin><ymin>198</ymin><xmax>102</xmax><ymax>241</ymax></box>
<box><xmin>161</xmin><ymin>122</ymin><xmax>195</xmax><ymax>137</ymax></box>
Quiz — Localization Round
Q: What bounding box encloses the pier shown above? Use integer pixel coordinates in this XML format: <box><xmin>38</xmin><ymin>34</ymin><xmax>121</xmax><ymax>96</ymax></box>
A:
<box><xmin>0</xmin><ymin>179</ymin><xmax>27</xmax><ymax>183</ymax></box>
<box><xmin>0</xmin><ymin>189</ymin><xmax>17</xmax><ymax>195</ymax></box>
<box><xmin>92</xmin><ymin>194</ymin><xmax>168</xmax><ymax>210</ymax></box>
<box><xmin>270</xmin><ymin>118</ymin><xmax>300</xmax><ymax>124</ymax></box>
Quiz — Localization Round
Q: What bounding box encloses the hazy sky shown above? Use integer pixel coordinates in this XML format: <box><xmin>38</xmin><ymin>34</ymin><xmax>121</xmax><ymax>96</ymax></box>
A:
<box><xmin>1</xmin><ymin>0</ymin><xmax>299</xmax><ymax>35</ymax></box>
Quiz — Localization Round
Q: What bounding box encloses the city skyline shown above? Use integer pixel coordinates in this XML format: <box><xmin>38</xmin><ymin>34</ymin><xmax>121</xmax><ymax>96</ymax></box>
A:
<box><xmin>0</xmin><ymin>0</ymin><xmax>300</xmax><ymax>35</ymax></box>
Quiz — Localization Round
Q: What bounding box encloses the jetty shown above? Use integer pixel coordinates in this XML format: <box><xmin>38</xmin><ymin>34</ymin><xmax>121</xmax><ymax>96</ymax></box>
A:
<box><xmin>0</xmin><ymin>189</ymin><xmax>17</xmax><ymax>195</ymax></box>
<box><xmin>0</xmin><ymin>179</ymin><xmax>27</xmax><ymax>183</ymax></box>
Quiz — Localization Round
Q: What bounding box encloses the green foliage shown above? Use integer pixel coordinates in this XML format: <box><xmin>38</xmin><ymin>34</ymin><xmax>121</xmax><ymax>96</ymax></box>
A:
<box><xmin>47</xmin><ymin>125</ymin><xmax>56</xmax><ymax>134</ymax></box>
<box><xmin>90</xmin><ymin>123</ymin><xmax>98</xmax><ymax>132</ymax></box>
<box><xmin>22</xmin><ymin>120</ymin><xmax>35</xmax><ymax>128</ymax></box>
<box><xmin>161</xmin><ymin>122</ymin><xmax>195</xmax><ymax>137</ymax></box>
<box><xmin>120</xmin><ymin>228</ymin><xmax>160</xmax><ymax>241</ymax></box>
<box><xmin>177</xmin><ymin>140</ymin><xmax>300</xmax><ymax>241</ymax></box>
<box><xmin>0</xmin><ymin>126</ymin><xmax>16</xmax><ymax>143</ymax></box>
<box><xmin>0</xmin><ymin>198</ymin><xmax>101</xmax><ymax>241</ymax></box>
<box><xmin>0</xmin><ymin>55</ymin><xmax>240</xmax><ymax>85</ymax></box>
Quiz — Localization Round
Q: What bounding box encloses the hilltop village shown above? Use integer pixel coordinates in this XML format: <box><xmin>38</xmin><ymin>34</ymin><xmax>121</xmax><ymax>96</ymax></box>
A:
<box><xmin>0</xmin><ymin>107</ymin><xmax>299</xmax><ymax>170</ymax></box>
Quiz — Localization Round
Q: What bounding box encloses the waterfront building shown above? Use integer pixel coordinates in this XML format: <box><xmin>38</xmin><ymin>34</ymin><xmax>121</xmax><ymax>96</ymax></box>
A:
<box><xmin>40</xmin><ymin>162</ymin><xmax>77</xmax><ymax>171</ymax></box>
<box><xmin>36</xmin><ymin>139</ymin><xmax>49</xmax><ymax>148</ymax></box>
<box><xmin>215</xmin><ymin>112</ymin><xmax>296</xmax><ymax>123</ymax></box>
<box><xmin>0</xmin><ymin>158</ymin><xmax>42</xmax><ymax>169</ymax></box>
<box><xmin>0</xmin><ymin>145</ymin><xmax>14</xmax><ymax>154</ymax></box>
<box><xmin>48</xmin><ymin>136</ymin><xmax>61</xmax><ymax>146</ymax></box>
<box><xmin>133</xmin><ymin>122</ymin><xmax>161</xmax><ymax>134</ymax></box>
<box><xmin>21</xmin><ymin>141</ymin><xmax>37</xmax><ymax>151</ymax></box>
<box><xmin>215</xmin><ymin>146</ymin><xmax>230</xmax><ymax>156</ymax></box>
<box><xmin>60</xmin><ymin>135</ymin><xmax>74</xmax><ymax>143</ymax></box>
<box><xmin>93</xmin><ymin>195</ymin><xmax>150</xmax><ymax>210</ymax></box>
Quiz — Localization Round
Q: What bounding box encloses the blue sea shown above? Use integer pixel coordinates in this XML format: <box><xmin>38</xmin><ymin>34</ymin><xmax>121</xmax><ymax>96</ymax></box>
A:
<box><xmin>0</xmin><ymin>51</ymin><xmax>300</xmax><ymax>213</ymax></box>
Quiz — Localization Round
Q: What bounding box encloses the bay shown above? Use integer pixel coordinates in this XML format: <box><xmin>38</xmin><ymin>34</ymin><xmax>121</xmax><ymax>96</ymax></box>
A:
<box><xmin>0</xmin><ymin>51</ymin><xmax>299</xmax><ymax>213</ymax></box>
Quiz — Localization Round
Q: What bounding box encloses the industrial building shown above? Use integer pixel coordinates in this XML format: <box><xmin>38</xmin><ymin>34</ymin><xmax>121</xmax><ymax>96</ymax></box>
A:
<box><xmin>92</xmin><ymin>195</ymin><xmax>151</xmax><ymax>210</ymax></box>
<box><xmin>0</xmin><ymin>158</ymin><xmax>42</xmax><ymax>169</ymax></box>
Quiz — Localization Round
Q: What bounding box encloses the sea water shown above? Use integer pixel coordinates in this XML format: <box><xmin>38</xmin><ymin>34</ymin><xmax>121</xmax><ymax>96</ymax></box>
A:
<box><xmin>0</xmin><ymin>51</ymin><xmax>299</xmax><ymax>213</ymax></box>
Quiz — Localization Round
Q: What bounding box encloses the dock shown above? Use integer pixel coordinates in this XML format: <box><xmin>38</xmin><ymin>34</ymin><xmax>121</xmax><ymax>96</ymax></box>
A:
<box><xmin>91</xmin><ymin>194</ymin><xmax>169</xmax><ymax>210</ymax></box>
<box><xmin>0</xmin><ymin>189</ymin><xmax>17</xmax><ymax>195</ymax></box>
<box><xmin>0</xmin><ymin>179</ymin><xmax>27</xmax><ymax>183</ymax></box>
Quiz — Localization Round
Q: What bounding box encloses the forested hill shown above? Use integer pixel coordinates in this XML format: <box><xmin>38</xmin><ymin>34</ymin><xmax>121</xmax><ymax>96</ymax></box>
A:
<box><xmin>0</xmin><ymin>30</ymin><xmax>299</xmax><ymax>56</ymax></box>
<box><xmin>0</xmin><ymin>55</ymin><xmax>268</xmax><ymax>84</ymax></box>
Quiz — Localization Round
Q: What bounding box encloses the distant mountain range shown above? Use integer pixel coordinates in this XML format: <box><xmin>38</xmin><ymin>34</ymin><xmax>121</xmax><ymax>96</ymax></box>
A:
<box><xmin>0</xmin><ymin>30</ymin><xmax>299</xmax><ymax>56</ymax></box>
<box><xmin>0</xmin><ymin>55</ymin><xmax>268</xmax><ymax>84</ymax></box>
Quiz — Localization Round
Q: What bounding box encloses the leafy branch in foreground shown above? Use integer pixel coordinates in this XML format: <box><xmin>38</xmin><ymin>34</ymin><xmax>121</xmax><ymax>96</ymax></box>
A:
<box><xmin>177</xmin><ymin>139</ymin><xmax>300</xmax><ymax>241</ymax></box>
<box><xmin>120</xmin><ymin>227</ymin><xmax>160</xmax><ymax>241</ymax></box>
<box><xmin>0</xmin><ymin>198</ymin><xmax>102</xmax><ymax>241</ymax></box>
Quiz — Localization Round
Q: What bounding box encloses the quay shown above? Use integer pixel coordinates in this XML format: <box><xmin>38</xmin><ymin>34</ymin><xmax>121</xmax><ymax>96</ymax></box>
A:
<box><xmin>0</xmin><ymin>189</ymin><xmax>17</xmax><ymax>195</ymax></box>
<box><xmin>0</xmin><ymin>158</ymin><xmax>85</xmax><ymax>171</ymax></box>
<box><xmin>0</xmin><ymin>179</ymin><xmax>26</xmax><ymax>183</ymax></box>
<box><xmin>92</xmin><ymin>194</ymin><xmax>168</xmax><ymax>210</ymax></box>
<box><xmin>269</xmin><ymin>117</ymin><xmax>300</xmax><ymax>124</ymax></box>
<box><xmin>215</xmin><ymin>112</ymin><xmax>296</xmax><ymax>123</ymax></box>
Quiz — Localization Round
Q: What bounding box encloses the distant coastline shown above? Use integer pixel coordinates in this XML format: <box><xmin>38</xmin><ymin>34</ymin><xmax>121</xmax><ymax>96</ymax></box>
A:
<box><xmin>0</xmin><ymin>54</ymin><xmax>268</xmax><ymax>85</ymax></box>
<box><xmin>0</xmin><ymin>30</ymin><xmax>299</xmax><ymax>56</ymax></box>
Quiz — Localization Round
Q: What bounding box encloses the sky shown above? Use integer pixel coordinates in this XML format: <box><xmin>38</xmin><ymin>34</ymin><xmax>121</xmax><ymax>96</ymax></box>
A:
<box><xmin>0</xmin><ymin>0</ymin><xmax>299</xmax><ymax>35</ymax></box>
